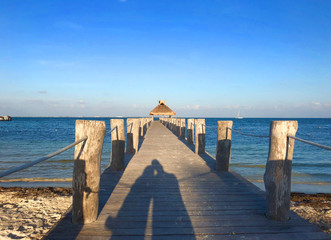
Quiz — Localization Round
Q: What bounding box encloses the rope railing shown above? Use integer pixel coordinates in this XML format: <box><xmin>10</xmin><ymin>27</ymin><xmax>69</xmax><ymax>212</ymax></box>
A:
<box><xmin>227</xmin><ymin>127</ymin><xmax>269</xmax><ymax>138</ymax></box>
<box><xmin>0</xmin><ymin>137</ymin><xmax>88</xmax><ymax>179</ymax></box>
<box><xmin>288</xmin><ymin>135</ymin><xmax>331</xmax><ymax>151</ymax></box>
<box><xmin>204</xmin><ymin>125</ymin><xmax>217</xmax><ymax>129</ymax></box>
<box><xmin>106</xmin><ymin>126</ymin><xmax>117</xmax><ymax>135</ymax></box>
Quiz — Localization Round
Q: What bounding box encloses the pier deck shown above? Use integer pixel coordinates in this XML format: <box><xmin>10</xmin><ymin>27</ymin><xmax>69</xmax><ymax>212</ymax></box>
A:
<box><xmin>47</xmin><ymin>121</ymin><xmax>329</xmax><ymax>240</ymax></box>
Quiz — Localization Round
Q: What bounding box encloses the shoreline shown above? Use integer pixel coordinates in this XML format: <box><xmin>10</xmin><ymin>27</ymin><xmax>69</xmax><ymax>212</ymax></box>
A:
<box><xmin>1</xmin><ymin>179</ymin><xmax>331</xmax><ymax>194</ymax></box>
<box><xmin>252</xmin><ymin>181</ymin><xmax>331</xmax><ymax>194</ymax></box>
<box><xmin>0</xmin><ymin>187</ymin><xmax>330</xmax><ymax>239</ymax></box>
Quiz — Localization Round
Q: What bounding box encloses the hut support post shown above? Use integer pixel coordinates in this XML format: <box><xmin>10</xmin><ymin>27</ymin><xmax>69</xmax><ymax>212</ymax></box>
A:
<box><xmin>110</xmin><ymin>119</ymin><xmax>125</xmax><ymax>171</ymax></box>
<box><xmin>194</xmin><ymin>119</ymin><xmax>205</xmax><ymax>154</ymax></box>
<box><xmin>264</xmin><ymin>121</ymin><xmax>298</xmax><ymax>221</ymax></box>
<box><xmin>216</xmin><ymin>121</ymin><xmax>233</xmax><ymax>171</ymax></box>
<box><xmin>73</xmin><ymin>120</ymin><xmax>106</xmax><ymax>224</ymax></box>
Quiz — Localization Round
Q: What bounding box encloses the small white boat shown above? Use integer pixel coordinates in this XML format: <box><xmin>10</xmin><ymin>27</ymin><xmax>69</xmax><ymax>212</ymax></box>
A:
<box><xmin>235</xmin><ymin>111</ymin><xmax>243</xmax><ymax>119</ymax></box>
<box><xmin>0</xmin><ymin>115</ymin><xmax>12</xmax><ymax>121</ymax></box>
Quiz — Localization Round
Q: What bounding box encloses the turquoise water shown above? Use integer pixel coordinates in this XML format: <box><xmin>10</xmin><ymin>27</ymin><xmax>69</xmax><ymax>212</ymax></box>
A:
<box><xmin>0</xmin><ymin>118</ymin><xmax>112</xmax><ymax>180</ymax></box>
<box><xmin>203</xmin><ymin>118</ymin><xmax>331</xmax><ymax>193</ymax></box>
<box><xmin>0</xmin><ymin>117</ymin><xmax>330</xmax><ymax>193</ymax></box>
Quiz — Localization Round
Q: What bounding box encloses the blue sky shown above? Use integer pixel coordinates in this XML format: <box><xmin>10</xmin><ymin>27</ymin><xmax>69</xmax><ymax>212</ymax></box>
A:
<box><xmin>0</xmin><ymin>0</ymin><xmax>330</xmax><ymax>117</ymax></box>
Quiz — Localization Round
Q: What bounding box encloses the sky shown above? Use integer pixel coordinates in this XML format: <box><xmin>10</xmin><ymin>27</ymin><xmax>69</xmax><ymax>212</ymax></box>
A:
<box><xmin>0</xmin><ymin>0</ymin><xmax>330</xmax><ymax>117</ymax></box>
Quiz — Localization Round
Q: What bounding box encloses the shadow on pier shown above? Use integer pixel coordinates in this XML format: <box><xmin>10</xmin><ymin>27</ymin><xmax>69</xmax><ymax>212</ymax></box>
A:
<box><xmin>105</xmin><ymin>160</ymin><xmax>195</xmax><ymax>240</ymax></box>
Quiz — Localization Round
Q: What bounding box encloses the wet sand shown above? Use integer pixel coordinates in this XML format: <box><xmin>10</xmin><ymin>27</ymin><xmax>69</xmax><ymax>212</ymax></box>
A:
<box><xmin>0</xmin><ymin>187</ymin><xmax>330</xmax><ymax>239</ymax></box>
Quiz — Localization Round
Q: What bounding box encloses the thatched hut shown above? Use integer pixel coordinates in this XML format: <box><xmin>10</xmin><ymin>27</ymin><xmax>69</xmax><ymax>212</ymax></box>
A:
<box><xmin>150</xmin><ymin>100</ymin><xmax>176</xmax><ymax>117</ymax></box>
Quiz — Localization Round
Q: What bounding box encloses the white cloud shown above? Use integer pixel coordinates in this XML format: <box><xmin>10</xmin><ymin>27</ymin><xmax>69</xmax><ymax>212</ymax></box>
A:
<box><xmin>78</xmin><ymin>100</ymin><xmax>86</xmax><ymax>108</ymax></box>
<box><xmin>183</xmin><ymin>105</ymin><xmax>200</xmax><ymax>110</ymax></box>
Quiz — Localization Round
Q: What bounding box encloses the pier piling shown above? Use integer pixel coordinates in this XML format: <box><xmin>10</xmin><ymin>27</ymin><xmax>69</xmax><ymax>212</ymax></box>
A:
<box><xmin>110</xmin><ymin>119</ymin><xmax>125</xmax><ymax>171</ymax></box>
<box><xmin>180</xmin><ymin>119</ymin><xmax>186</xmax><ymax>140</ymax></box>
<box><xmin>216</xmin><ymin>121</ymin><xmax>233</xmax><ymax>171</ymax></box>
<box><xmin>126</xmin><ymin>118</ymin><xmax>139</xmax><ymax>154</ymax></box>
<box><xmin>72</xmin><ymin>120</ymin><xmax>106</xmax><ymax>224</ymax></box>
<box><xmin>187</xmin><ymin>119</ymin><xmax>194</xmax><ymax>145</ymax></box>
<box><xmin>194</xmin><ymin>119</ymin><xmax>205</xmax><ymax>154</ymax></box>
<box><xmin>264</xmin><ymin>120</ymin><xmax>298</xmax><ymax>221</ymax></box>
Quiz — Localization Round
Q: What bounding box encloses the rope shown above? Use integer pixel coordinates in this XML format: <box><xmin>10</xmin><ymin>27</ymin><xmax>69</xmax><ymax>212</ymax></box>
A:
<box><xmin>126</xmin><ymin>122</ymin><xmax>133</xmax><ymax>132</ymax></box>
<box><xmin>106</xmin><ymin>126</ymin><xmax>117</xmax><ymax>135</ymax></box>
<box><xmin>227</xmin><ymin>127</ymin><xmax>269</xmax><ymax>138</ymax></box>
<box><xmin>288</xmin><ymin>136</ymin><xmax>331</xmax><ymax>151</ymax></box>
<box><xmin>201</xmin><ymin>124</ymin><xmax>216</xmax><ymax>129</ymax></box>
<box><xmin>204</xmin><ymin>126</ymin><xmax>217</xmax><ymax>129</ymax></box>
<box><xmin>0</xmin><ymin>137</ymin><xmax>88</xmax><ymax>179</ymax></box>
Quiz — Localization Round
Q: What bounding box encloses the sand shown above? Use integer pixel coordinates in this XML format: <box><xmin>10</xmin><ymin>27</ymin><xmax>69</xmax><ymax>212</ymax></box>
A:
<box><xmin>0</xmin><ymin>187</ymin><xmax>330</xmax><ymax>239</ymax></box>
<box><xmin>291</xmin><ymin>192</ymin><xmax>331</xmax><ymax>236</ymax></box>
<box><xmin>0</xmin><ymin>187</ymin><xmax>72</xmax><ymax>240</ymax></box>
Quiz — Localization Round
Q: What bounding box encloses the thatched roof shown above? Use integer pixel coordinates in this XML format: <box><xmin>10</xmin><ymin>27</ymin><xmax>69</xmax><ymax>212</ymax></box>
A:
<box><xmin>150</xmin><ymin>100</ymin><xmax>176</xmax><ymax>116</ymax></box>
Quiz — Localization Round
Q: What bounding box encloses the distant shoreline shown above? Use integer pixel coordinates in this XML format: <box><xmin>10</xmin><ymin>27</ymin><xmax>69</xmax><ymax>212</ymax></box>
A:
<box><xmin>7</xmin><ymin>116</ymin><xmax>331</xmax><ymax>119</ymax></box>
<box><xmin>1</xmin><ymin>178</ymin><xmax>330</xmax><ymax>194</ymax></box>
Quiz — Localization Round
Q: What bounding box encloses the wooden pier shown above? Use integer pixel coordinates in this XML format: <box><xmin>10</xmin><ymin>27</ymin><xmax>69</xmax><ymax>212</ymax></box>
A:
<box><xmin>46</xmin><ymin>121</ymin><xmax>329</xmax><ymax>240</ymax></box>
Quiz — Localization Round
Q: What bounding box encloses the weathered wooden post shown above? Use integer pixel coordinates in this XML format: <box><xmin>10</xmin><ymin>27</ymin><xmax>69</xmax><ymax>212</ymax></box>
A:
<box><xmin>170</xmin><ymin>119</ymin><xmax>174</xmax><ymax>132</ymax></box>
<box><xmin>180</xmin><ymin>119</ymin><xmax>186</xmax><ymax>140</ymax></box>
<box><xmin>142</xmin><ymin>118</ymin><xmax>147</xmax><ymax>135</ymax></box>
<box><xmin>195</xmin><ymin>119</ymin><xmax>205</xmax><ymax>154</ymax></box>
<box><xmin>216</xmin><ymin>121</ymin><xmax>233</xmax><ymax>171</ymax></box>
<box><xmin>139</xmin><ymin>118</ymin><xmax>144</xmax><ymax>138</ymax></box>
<box><xmin>73</xmin><ymin>120</ymin><xmax>106</xmax><ymax>224</ymax></box>
<box><xmin>149</xmin><ymin>117</ymin><xmax>153</xmax><ymax>127</ymax></box>
<box><xmin>175</xmin><ymin>119</ymin><xmax>180</xmax><ymax>136</ymax></box>
<box><xmin>187</xmin><ymin>119</ymin><xmax>194</xmax><ymax>145</ymax></box>
<box><xmin>264</xmin><ymin>121</ymin><xmax>298</xmax><ymax>221</ymax></box>
<box><xmin>126</xmin><ymin>118</ymin><xmax>139</xmax><ymax>154</ymax></box>
<box><xmin>110</xmin><ymin>119</ymin><xmax>125</xmax><ymax>171</ymax></box>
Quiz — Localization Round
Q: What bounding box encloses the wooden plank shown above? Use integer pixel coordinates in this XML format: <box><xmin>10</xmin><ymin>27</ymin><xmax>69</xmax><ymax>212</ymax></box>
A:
<box><xmin>72</xmin><ymin>232</ymin><xmax>331</xmax><ymax>240</ymax></box>
<box><xmin>72</xmin><ymin>225</ymin><xmax>321</xmax><ymax>236</ymax></box>
<box><xmin>85</xmin><ymin>219</ymin><xmax>313</xmax><ymax>229</ymax></box>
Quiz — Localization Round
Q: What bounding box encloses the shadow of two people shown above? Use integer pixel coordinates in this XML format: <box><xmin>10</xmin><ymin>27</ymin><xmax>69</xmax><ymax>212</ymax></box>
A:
<box><xmin>105</xmin><ymin>159</ymin><xmax>196</xmax><ymax>240</ymax></box>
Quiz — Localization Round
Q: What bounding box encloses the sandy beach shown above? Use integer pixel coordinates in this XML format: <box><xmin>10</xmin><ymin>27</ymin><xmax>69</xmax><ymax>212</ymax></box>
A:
<box><xmin>0</xmin><ymin>187</ymin><xmax>72</xmax><ymax>240</ymax></box>
<box><xmin>0</xmin><ymin>187</ymin><xmax>330</xmax><ymax>239</ymax></box>
<box><xmin>291</xmin><ymin>192</ymin><xmax>331</xmax><ymax>236</ymax></box>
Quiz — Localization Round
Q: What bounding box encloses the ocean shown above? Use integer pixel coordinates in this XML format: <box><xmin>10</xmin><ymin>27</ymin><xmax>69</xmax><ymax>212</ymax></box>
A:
<box><xmin>0</xmin><ymin>117</ymin><xmax>330</xmax><ymax>193</ymax></box>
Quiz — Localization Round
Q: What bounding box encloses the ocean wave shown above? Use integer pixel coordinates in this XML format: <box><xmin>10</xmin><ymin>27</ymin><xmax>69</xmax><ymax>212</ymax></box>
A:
<box><xmin>231</xmin><ymin>162</ymin><xmax>331</xmax><ymax>169</ymax></box>
<box><xmin>231</xmin><ymin>163</ymin><xmax>265</xmax><ymax>168</ymax></box>
<box><xmin>293</xmin><ymin>162</ymin><xmax>331</xmax><ymax>168</ymax></box>
<box><xmin>291</xmin><ymin>172</ymin><xmax>331</xmax><ymax>178</ymax></box>
<box><xmin>248</xmin><ymin>179</ymin><xmax>331</xmax><ymax>185</ymax></box>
